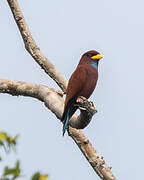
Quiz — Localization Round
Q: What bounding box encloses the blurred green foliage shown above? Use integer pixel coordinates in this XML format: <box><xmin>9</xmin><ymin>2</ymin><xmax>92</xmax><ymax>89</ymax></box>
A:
<box><xmin>0</xmin><ymin>131</ymin><xmax>48</xmax><ymax>180</ymax></box>
<box><xmin>0</xmin><ymin>132</ymin><xmax>18</xmax><ymax>153</ymax></box>
<box><xmin>32</xmin><ymin>172</ymin><xmax>48</xmax><ymax>180</ymax></box>
<box><xmin>1</xmin><ymin>161</ymin><xmax>21</xmax><ymax>180</ymax></box>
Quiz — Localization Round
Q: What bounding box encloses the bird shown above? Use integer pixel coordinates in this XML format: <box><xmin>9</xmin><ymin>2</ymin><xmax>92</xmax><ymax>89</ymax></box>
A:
<box><xmin>61</xmin><ymin>50</ymin><xmax>103</xmax><ymax>136</ymax></box>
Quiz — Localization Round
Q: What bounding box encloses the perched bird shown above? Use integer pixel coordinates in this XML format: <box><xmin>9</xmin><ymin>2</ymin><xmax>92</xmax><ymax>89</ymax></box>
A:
<box><xmin>62</xmin><ymin>50</ymin><xmax>103</xmax><ymax>136</ymax></box>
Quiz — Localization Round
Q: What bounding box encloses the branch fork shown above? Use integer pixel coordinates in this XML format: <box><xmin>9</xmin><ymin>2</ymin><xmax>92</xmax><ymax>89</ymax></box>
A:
<box><xmin>69</xmin><ymin>96</ymin><xmax>97</xmax><ymax>129</ymax></box>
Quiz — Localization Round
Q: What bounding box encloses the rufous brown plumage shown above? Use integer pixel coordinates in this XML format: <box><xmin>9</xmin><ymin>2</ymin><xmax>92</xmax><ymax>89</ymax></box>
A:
<box><xmin>62</xmin><ymin>50</ymin><xmax>103</xmax><ymax>135</ymax></box>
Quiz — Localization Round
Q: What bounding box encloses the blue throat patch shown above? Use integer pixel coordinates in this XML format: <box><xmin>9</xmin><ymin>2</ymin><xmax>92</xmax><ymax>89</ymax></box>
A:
<box><xmin>91</xmin><ymin>61</ymin><xmax>98</xmax><ymax>69</ymax></box>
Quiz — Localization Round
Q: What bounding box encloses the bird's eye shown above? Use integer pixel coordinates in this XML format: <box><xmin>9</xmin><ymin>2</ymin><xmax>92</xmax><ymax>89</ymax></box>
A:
<box><xmin>87</xmin><ymin>53</ymin><xmax>92</xmax><ymax>58</ymax></box>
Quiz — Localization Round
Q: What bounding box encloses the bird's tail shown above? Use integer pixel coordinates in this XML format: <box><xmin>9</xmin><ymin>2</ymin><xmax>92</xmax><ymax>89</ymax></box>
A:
<box><xmin>62</xmin><ymin>109</ymin><xmax>70</xmax><ymax>136</ymax></box>
<box><xmin>61</xmin><ymin>98</ymin><xmax>74</xmax><ymax>136</ymax></box>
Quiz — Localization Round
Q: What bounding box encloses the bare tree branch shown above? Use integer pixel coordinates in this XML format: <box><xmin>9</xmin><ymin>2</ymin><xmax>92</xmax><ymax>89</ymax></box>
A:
<box><xmin>0</xmin><ymin>79</ymin><xmax>97</xmax><ymax>129</ymax></box>
<box><xmin>7</xmin><ymin>0</ymin><xmax>67</xmax><ymax>93</ymax></box>
<box><xmin>0</xmin><ymin>79</ymin><xmax>64</xmax><ymax>119</ymax></box>
<box><xmin>0</xmin><ymin>79</ymin><xmax>116</xmax><ymax>180</ymax></box>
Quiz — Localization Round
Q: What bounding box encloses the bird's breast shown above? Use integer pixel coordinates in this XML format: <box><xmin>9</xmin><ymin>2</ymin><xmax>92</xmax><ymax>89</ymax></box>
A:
<box><xmin>79</xmin><ymin>66</ymin><xmax>98</xmax><ymax>99</ymax></box>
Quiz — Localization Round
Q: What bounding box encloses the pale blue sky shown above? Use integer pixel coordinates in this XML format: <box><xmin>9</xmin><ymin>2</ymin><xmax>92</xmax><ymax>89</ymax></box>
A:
<box><xmin>1</xmin><ymin>0</ymin><xmax>144</xmax><ymax>179</ymax></box>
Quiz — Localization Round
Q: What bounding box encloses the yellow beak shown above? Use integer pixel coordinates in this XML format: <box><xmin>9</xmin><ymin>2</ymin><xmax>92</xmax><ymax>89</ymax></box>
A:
<box><xmin>91</xmin><ymin>54</ymin><xmax>103</xmax><ymax>60</ymax></box>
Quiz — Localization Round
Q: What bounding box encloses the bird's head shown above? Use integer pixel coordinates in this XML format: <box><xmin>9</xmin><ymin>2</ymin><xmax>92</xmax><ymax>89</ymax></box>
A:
<box><xmin>83</xmin><ymin>50</ymin><xmax>103</xmax><ymax>61</ymax></box>
<box><xmin>79</xmin><ymin>50</ymin><xmax>103</xmax><ymax>68</ymax></box>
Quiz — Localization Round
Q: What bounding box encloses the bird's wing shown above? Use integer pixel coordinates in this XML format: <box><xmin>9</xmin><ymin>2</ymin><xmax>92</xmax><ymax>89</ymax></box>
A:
<box><xmin>62</xmin><ymin>66</ymin><xmax>87</xmax><ymax>135</ymax></box>
<box><xmin>65</xmin><ymin>65</ymin><xmax>87</xmax><ymax>107</ymax></box>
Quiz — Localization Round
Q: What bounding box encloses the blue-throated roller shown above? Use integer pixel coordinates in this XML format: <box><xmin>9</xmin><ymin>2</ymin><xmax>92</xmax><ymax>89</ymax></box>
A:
<box><xmin>62</xmin><ymin>50</ymin><xmax>103</xmax><ymax>135</ymax></box>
